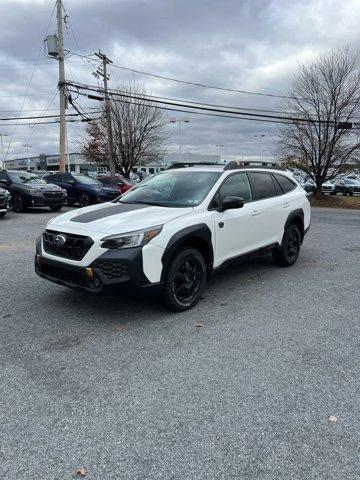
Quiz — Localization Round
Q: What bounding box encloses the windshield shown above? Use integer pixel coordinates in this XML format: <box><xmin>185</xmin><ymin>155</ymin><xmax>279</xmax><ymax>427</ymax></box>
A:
<box><xmin>118</xmin><ymin>170</ymin><xmax>221</xmax><ymax>207</ymax></box>
<box><xmin>344</xmin><ymin>179</ymin><xmax>359</xmax><ymax>185</ymax></box>
<box><xmin>73</xmin><ymin>174</ymin><xmax>101</xmax><ymax>185</ymax></box>
<box><xmin>8</xmin><ymin>171</ymin><xmax>46</xmax><ymax>185</ymax></box>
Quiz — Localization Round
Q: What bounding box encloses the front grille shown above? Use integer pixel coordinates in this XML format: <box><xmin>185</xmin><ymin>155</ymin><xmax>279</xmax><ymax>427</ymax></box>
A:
<box><xmin>41</xmin><ymin>262</ymin><xmax>87</xmax><ymax>287</ymax></box>
<box><xmin>43</xmin><ymin>230</ymin><xmax>93</xmax><ymax>261</ymax></box>
<box><xmin>95</xmin><ymin>261</ymin><xmax>128</xmax><ymax>280</ymax></box>
<box><xmin>322</xmin><ymin>186</ymin><xmax>332</xmax><ymax>190</ymax></box>
<box><xmin>44</xmin><ymin>191</ymin><xmax>63</xmax><ymax>199</ymax></box>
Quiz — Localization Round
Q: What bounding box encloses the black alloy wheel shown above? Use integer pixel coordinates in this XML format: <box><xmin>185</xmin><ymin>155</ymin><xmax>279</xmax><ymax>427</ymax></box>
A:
<box><xmin>285</xmin><ymin>226</ymin><xmax>302</xmax><ymax>263</ymax></box>
<box><xmin>12</xmin><ymin>193</ymin><xmax>25</xmax><ymax>213</ymax></box>
<box><xmin>273</xmin><ymin>224</ymin><xmax>302</xmax><ymax>267</ymax></box>
<box><xmin>164</xmin><ymin>248</ymin><xmax>207</xmax><ymax>311</ymax></box>
<box><xmin>78</xmin><ymin>192</ymin><xmax>90</xmax><ymax>207</ymax></box>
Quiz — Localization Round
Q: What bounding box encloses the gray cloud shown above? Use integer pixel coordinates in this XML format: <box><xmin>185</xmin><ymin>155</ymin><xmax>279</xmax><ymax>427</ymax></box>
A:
<box><xmin>0</xmin><ymin>0</ymin><xmax>359</xmax><ymax>161</ymax></box>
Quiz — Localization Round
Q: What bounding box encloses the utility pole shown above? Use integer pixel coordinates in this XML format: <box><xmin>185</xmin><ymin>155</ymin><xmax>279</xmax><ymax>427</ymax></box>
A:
<box><xmin>23</xmin><ymin>144</ymin><xmax>32</xmax><ymax>171</ymax></box>
<box><xmin>0</xmin><ymin>133</ymin><xmax>8</xmax><ymax>170</ymax></box>
<box><xmin>95</xmin><ymin>51</ymin><xmax>115</xmax><ymax>177</ymax></box>
<box><xmin>56</xmin><ymin>0</ymin><xmax>66</xmax><ymax>172</ymax></box>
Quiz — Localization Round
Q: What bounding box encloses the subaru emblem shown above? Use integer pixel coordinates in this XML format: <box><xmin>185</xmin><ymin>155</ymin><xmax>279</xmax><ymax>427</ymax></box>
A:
<box><xmin>53</xmin><ymin>234</ymin><xmax>66</xmax><ymax>246</ymax></box>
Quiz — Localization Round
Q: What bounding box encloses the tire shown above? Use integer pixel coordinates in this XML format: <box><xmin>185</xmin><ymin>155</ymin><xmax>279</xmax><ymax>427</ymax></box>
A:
<box><xmin>0</xmin><ymin>212</ymin><xmax>6</xmax><ymax>218</ymax></box>
<box><xmin>343</xmin><ymin>191</ymin><xmax>348</xmax><ymax>196</ymax></box>
<box><xmin>49</xmin><ymin>205</ymin><xmax>62</xmax><ymax>212</ymax></box>
<box><xmin>12</xmin><ymin>193</ymin><xmax>26</xmax><ymax>213</ymax></box>
<box><xmin>349</xmin><ymin>191</ymin><xmax>353</xmax><ymax>197</ymax></box>
<box><xmin>78</xmin><ymin>192</ymin><xmax>91</xmax><ymax>207</ymax></box>
<box><xmin>273</xmin><ymin>224</ymin><xmax>302</xmax><ymax>267</ymax></box>
<box><xmin>330</xmin><ymin>191</ymin><xmax>335</xmax><ymax>196</ymax></box>
<box><xmin>163</xmin><ymin>248</ymin><xmax>207</xmax><ymax>312</ymax></box>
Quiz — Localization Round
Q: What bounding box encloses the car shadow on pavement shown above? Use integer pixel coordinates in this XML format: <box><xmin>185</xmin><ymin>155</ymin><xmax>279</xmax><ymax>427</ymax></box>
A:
<box><xmin>46</xmin><ymin>254</ymin><xmax>279</xmax><ymax>326</ymax></box>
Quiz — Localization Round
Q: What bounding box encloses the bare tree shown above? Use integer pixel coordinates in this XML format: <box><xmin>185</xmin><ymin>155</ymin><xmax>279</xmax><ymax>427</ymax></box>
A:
<box><xmin>80</xmin><ymin>82</ymin><xmax>168</xmax><ymax>177</ymax></box>
<box><xmin>277</xmin><ymin>47</ymin><xmax>360</xmax><ymax>194</ymax></box>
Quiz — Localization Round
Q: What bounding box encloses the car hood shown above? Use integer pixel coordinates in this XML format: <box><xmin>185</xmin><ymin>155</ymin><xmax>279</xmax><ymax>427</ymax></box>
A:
<box><xmin>23</xmin><ymin>182</ymin><xmax>63</xmax><ymax>192</ymax></box>
<box><xmin>48</xmin><ymin>201</ymin><xmax>193</xmax><ymax>234</ymax></box>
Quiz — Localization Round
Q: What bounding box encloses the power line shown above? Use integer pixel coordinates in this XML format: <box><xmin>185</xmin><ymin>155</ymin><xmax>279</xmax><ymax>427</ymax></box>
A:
<box><xmin>71</xmin><ymin>51</ymin><xmax>297</xmax><ymax>100</ymax></box>
<box><xmin>66</xmin><ymin>81</ymin><xmax>335</xmax><ymax>125</ymax></box>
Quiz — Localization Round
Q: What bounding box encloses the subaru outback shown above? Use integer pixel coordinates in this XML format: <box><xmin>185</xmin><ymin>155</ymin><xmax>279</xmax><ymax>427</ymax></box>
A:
<box><xmin>35</xmin><ymin>161</ymin><xmax>311</xmax><ymax>311</ymax></box>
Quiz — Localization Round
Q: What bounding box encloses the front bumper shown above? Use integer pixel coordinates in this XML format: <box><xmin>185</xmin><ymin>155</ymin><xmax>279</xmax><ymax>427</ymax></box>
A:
<box><xmin>29</xmin><ymin>195</ymin><xmax>67</xmax><ymax>207</ymax></box>
<box><xmin>35</xmin><ymin>241</ymin><xmax>163</xmax><ymax>295</ymax></box>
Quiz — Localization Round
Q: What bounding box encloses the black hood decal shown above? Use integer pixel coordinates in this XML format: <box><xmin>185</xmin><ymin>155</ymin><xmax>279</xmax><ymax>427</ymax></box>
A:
<box><xmin>71</xmin><ymin>203</ymin><xmax>149</xmax><ymax>223</ymax></box>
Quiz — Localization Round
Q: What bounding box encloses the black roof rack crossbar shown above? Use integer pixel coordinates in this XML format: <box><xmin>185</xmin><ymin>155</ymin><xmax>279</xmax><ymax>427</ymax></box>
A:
<box><xmin>167</xmin><ymin>162</ymin><xmax>224</xmax><ymax>169</ymax></box>
<box><xmin>224</xmin><ymin>160</ymin><xmax>284</xmax><ymax>171</ymax></box>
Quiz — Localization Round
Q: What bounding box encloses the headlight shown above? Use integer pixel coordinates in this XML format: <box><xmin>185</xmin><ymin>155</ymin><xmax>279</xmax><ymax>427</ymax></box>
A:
<box><xmin>61</xmin><ymin>188</ymin><xmax>67</xmax><ymax>196</ymax></box>
<box><xmin>101</xmin><ymin>225</ymin><xmax>163</xmax><ymax>250</ymax></box>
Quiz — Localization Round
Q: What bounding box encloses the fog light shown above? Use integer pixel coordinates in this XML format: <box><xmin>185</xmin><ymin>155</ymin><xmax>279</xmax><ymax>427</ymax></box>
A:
<box><xmin>85</xmin><ymin>267</ymin><xmax>93</xmax><ymax>278</ymax></box>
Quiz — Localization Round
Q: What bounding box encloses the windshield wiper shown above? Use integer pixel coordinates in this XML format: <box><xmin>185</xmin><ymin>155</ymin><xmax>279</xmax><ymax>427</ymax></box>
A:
<box><xmin>119</xmin><ymin>200</ymin><xmax>163</xmax><ymax>206</ymax></box>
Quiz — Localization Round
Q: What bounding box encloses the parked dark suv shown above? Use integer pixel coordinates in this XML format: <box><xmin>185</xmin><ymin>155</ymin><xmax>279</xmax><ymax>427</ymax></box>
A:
<box><xmin>44</xmin><ymin>173</ymin><xmax>119</xmax><ymax>207</ymax></box>
<box><xmin>331</xmin><ymin>178</ymin><xmax>360</xmax><ymax>196</ymax></box>
<box><xmin>0</xmin><ymin>170</ymin><xmax>66</xmax><ymax>213</ymax></box>
<box><xmin>0</xmin><ymin>186</ymin><xmax>11</xmax><ymax>217</ymax></box>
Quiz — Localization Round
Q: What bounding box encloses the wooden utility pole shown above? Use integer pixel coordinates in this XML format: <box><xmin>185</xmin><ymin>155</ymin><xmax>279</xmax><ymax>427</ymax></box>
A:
<box><xmin>95</xmin><ymin>51</ymin><xmax>115</xmax><ymax>177</ymax></box>
<box><xmin>56</xmin><ymin>0</ymin><xmax>66</xmax><ymax>172</ymax></box>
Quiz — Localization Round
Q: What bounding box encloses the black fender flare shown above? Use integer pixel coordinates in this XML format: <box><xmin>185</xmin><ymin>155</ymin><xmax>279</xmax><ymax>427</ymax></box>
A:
<box><xmin>282</xmin><ymin>209</ymin><xmax>305</xmax><ymax>244</ymax></box>
<box><xmin>161</xmin><ymin>223</ymin><xmax>214</xmax><ymax>281</ymax></box>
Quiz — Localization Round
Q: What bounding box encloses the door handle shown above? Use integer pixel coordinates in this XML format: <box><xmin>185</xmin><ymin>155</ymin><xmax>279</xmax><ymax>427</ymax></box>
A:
<box><xmin>252</xmin><ymin>210</ymin><xmax>261</xmax><ymax>217</ymax></box>
<box><xmin>283</xmin><ymin>202</ymin><xmax>290</xmax><ymax>209</ymax></box>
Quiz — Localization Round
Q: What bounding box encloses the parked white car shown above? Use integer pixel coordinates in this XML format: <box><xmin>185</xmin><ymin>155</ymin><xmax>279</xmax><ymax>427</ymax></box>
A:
<box><xmin>35</xmin><ymin>161</ymin><xmax>311</xmax><ymax>311</ymax></box>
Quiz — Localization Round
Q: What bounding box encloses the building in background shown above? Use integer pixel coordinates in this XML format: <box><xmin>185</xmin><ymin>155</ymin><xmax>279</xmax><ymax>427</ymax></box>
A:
<box><xmin>4</xmin><ymin>152</ymin><xmax>223</xmax><ymax>174</ymax></box>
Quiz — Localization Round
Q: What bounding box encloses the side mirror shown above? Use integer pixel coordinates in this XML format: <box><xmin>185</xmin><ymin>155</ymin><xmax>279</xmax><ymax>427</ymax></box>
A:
<box><xmin>220</xmin><ymin>196</ymin><xmax>244</xmax><ymax>211</ymax></box>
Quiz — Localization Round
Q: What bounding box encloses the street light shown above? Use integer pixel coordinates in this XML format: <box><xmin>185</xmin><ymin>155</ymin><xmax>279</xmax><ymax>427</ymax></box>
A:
<box><xmin>254</xmin><ymin>134</ymin><xmax>265</xmax><ymax>161</ymax></box>
<box><xmin>0</xmin><ymin>133</ymin><xmax>8</xmax><ymax>170</ymax></box>
<box><xmin>216</xmin><ymin>144</ymin><xmax>224</xmax><ymax>162</ymax></box>
<box><xmin>170</xmin><ymin>118</ymin><xmax>190</xmax><ymax>156</ymax></box>
<box><xmin>23</xmin><ymin>144</ymin><xmax>32</xmax><ymax>171</ymax></box>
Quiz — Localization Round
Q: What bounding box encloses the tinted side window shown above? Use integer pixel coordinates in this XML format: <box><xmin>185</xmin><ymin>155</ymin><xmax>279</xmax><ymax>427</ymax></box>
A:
<box><xmin>47</xmin><ymin>174</ymin><xmax>60</xmax><ymax>182</ymax></box>
<box><xmin>219</xmin><ymin>173</ymin><xmax>252</xmax><ymax>203</ymax></box>
<box><xmin>62</xmin><ymin>174</ymin><xmax>73</xmax><ymax>183</ymax></box>
<box><xmin>274</xmin><ymin>174</ymin><xmax>296</xmax><ymax>194</ymax></box>
<box><xmin>250</xmin><ymin>172</ymin><xmax>277</xmax><ymax>200</ymax></box>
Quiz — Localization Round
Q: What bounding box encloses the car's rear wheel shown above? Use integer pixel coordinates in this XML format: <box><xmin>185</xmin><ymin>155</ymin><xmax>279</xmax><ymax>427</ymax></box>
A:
<box><xmin>12</xmin><ymin>193</ymin><xmax>26</xmax><ymax>213</ymax></box>
<box><xmin>78</xmin><ymin>192</ymin><xmax>90</xmax><ymax>207</ymax></box>
<box><xmin>49</xmin><ymin>205</ymin><xmax>62</xmax><ymax>212</ymax></box>
<box><xmin>273</xmin><ymin>224</ymin><xmax>302</xmax><ymax>267</ymax></box>
<box><xmin>163</xmin><ymin>248</ymin><xmax>207</xmax><ymax>311</ymax></box>
<box><xmin>349</xmin><ymin>191</ymin><xmax>353</xmax><ymax>196</ymax></box>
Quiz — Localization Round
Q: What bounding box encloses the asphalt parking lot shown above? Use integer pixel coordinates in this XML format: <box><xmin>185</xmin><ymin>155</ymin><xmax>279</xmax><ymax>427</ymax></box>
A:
<box><xmin>1</xmin><ymin>207</ymin><xmax>359</xmax><ymax>480</ymax></box>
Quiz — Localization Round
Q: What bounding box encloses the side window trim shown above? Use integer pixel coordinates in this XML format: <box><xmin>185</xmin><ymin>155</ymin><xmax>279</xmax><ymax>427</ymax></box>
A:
<box><xmin>208</xmin><ymin>172</ymin><xmax>253</xmax><ymax>211</ymax></box>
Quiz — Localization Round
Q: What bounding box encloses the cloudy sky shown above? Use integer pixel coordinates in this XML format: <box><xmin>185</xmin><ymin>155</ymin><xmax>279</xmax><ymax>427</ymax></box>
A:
<box><xmin>1</xmin><ymin>0</ymin><xmax>360</xmax><ymax>162</ymax></box>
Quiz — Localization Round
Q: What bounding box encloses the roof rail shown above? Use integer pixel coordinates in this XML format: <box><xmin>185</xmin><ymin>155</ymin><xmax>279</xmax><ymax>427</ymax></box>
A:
<box><xmin>167</xmin><ymin>162</ymin><xmax>224</xmax><ymax>170</ymax></box>
<box><xmin>224</xmin><ymin>160</ymin><xmax>284</xmax><ymax>171</ymax></box>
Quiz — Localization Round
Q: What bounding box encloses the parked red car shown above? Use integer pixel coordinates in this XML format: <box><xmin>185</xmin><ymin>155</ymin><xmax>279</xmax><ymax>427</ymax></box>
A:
<box><xmin>96</xmin><ymin>174</ymin><xmax>134</xmax><ymax>194</ymax></box>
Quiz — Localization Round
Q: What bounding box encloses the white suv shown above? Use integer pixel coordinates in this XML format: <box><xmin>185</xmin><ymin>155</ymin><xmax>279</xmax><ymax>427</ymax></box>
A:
<box><xmin>35</xmin><ymin>161</ymin><xmax>311</xmax><ymax>311</ymax></box>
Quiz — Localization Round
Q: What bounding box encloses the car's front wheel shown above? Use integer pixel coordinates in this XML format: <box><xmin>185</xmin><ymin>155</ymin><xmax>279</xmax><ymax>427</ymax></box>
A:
<box><xmin>12</xmin><ymin>193</ymin><xmax>26</xmax><ymax>213</ymax></box>
<box><xmin>163</xmin><ymin>248</ymin><xmax>207</xmax><ymax>311</ymax></box>
<box><xmin>78</xmin><ymin>192</ymin><xmax>90</xmax><ymax>207</ymax></box>
<box><xmin>273</xmin><ymin>224</ymin><xmax>302</xmax><ymax>267</ymax></box>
